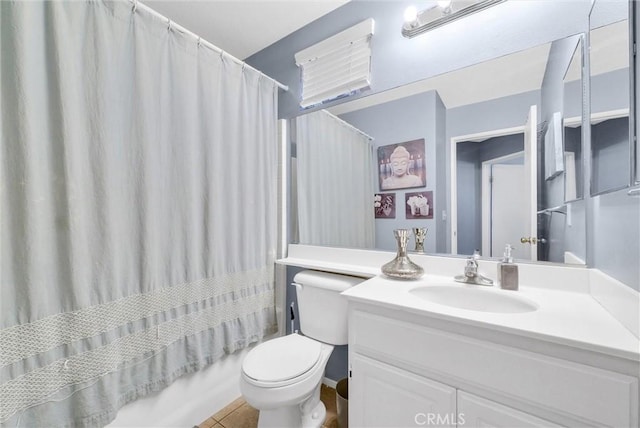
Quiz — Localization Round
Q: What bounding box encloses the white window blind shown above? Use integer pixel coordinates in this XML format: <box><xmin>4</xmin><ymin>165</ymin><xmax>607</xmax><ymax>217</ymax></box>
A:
<box><xmin>295</xmin><ymin>19</ymin><xmax>374</xmax><ymax>108</ymax></box>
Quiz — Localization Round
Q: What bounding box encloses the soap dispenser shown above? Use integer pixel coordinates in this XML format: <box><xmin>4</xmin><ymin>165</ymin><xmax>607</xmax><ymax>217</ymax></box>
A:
<box><xmin>497</xmin><ymin>244</ymin><xmax>519</xmax><ymax>290</ymax></box>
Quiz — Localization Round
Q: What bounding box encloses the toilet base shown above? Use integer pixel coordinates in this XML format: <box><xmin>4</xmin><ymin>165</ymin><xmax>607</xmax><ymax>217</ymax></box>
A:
<box><xmin>257</xmin><ymin>383</ymin><xmax>326</xmax><ymax>428</ymax></box>
<box><xmin>301</xmin><ymin>401</ymin><xmax>326</xmax><ymax>428</ymax></box>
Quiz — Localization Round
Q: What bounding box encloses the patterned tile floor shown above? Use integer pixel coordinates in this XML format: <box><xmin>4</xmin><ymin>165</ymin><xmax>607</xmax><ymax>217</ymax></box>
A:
<box><xmin>198</xmin><ymin>384</ymin><xmax>338</xmax><ymax>428</ymax></box>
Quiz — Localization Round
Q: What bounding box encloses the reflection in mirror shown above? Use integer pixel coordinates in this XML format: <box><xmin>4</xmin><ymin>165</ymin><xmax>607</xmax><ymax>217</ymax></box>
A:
<box><xmin>291</xmin><ymin>34</ymin><xmax>588</xmax><ymax>266</ymax></box>
<box><xmin>452</xmin><ymin>100</ymin><xmax>539</xmax><ymax>261</ymax></box>
<box><xmin>563</xmin><ymin>37</ymin><xmax>584</xmax><ymax>202</ymax></box>
<box><xmin>589</xmin><ymin>3</ymin><xmax>630</xmax><ymax>195</ymax></box>
<box><xmin>446</xmin><ymin>36</ymin><xmax>582</xmax><ymax>264</ymax></box>
<box><xmin>456</xmin><ymin>136</ymin><xmax>525</xmax><ymax>258</ymax></box>
<box><xmin>293</xmin><ymin>110</ymin><xmax>375</xmax><ymax>248</ymax></box>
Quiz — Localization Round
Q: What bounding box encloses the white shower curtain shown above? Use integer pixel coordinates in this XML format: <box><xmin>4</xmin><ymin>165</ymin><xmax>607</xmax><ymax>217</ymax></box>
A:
<box><xmin>0</xmin><ymin>1</ymin><xmax>278</xmax><ymax>426</ymax></box>
<box><xmin>296</xmin><ymin>110</ymin><xmax>375</xmax><ymax>248</ymax></box>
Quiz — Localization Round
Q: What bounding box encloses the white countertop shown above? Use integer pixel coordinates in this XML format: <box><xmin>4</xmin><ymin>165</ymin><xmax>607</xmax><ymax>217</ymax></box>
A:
<box><xmin>342</xmin><ymin>274</ymin><xmax>640</xmax><ymax>362</ymax></box>
<box><xmin>278</xmin><ymin>245</ymin><xmax>639</xmax><ymax>363</ymax></box>
<box><xmin>277</xmin><ymin>257</ymin><xmax>380</xmax><ymax>278</ymax></box>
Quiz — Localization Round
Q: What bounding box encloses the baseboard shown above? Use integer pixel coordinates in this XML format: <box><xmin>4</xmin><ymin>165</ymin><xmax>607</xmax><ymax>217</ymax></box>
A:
<box><xmin>322</xmin><ymin>377</ymin><xmax>338</xmax><ymax>389</ymax></box>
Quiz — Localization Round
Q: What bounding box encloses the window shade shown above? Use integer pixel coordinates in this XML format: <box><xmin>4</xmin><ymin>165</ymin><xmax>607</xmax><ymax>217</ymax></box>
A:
<box><xmin>295</xmin><ymin>19</ymin><xmax>374</xmax><ymax>108</ymax></box>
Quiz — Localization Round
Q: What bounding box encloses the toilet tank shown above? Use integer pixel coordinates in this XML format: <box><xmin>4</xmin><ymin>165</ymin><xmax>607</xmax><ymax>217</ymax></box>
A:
<box><xmin>292</xmin><ymin>270</ymin><xmax>365</xmax><ymax>345</ymax></box>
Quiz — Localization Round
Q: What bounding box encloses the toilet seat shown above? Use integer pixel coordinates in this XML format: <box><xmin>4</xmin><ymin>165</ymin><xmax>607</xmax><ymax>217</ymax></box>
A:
<box><xmin>242</xmin><ymin>334</ymin><xmax>323</xmax><ymax>388</ymax></box>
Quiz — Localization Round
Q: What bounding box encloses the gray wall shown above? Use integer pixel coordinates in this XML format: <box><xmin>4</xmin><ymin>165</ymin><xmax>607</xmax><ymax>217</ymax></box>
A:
<box><xmin>585</xmin><ymin>45</ymin><xmax>637</xmax><ymax>289</ymax></box>
<box><xmin>564</xmin><ymin>126</ymin><xmax>583</xmax><ymax>200</ymax></box>
<box><xmin>592</xmin><ymin>68</ymin><xmax>630</xmax><ymax>114</ymax></box>
<box><xmin>564</xmin><ymin>126</ymin><xmax>586</xmax><ymax>263</ymax></box>
<box><xmin>339</xmin><ymin>91</ymin><xmax>442</xmax><ymax>252</ymax></box>
<box><xmin>565</xmin><ymin>199</ymin><xmax>587</xmax><ymax>263</ymax></box>
<box><xmin>586</xmin><ymin>8</ymin><xmax>637</xmax><ymax>290</ymax></box>
<box><xmin>592</xmin><ymin>117</ymin><xmax>630</xmax><ymax>193</ymax></box>
<box><xmin>592</xmin><ymin>187</ymin><xmax>639</xmax><ymax>289</ymax></box>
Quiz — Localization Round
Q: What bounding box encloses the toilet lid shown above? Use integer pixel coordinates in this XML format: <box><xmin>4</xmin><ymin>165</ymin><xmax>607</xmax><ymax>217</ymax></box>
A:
<box><xmin>242</xmin><ymin>334</ymin><xmax>322</xmax><ymax>383</ymax></box>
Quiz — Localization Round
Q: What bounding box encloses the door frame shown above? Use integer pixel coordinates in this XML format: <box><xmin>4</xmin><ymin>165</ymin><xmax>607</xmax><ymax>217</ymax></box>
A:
<box><xmin>450</xmin><ymin>126</ymin><xmax>524</xmax><ymax>255</ymax></box>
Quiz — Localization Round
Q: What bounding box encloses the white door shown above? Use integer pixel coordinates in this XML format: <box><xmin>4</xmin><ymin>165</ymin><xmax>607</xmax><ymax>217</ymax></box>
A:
<box><xmin>491</xmin><ymin>164</ymin><xmax>527</xmax><ymax>258</ymax></box>
<box><xmin>350</xmin><ymin>354</ymin><xmax>457</xmax><ymax>428</ymax></box>
<box><xmin>457</xmin><ymin>391</ymin><xmax>562</xmax><ymax>427</ymax></box>
<box><xmin>523</xmin><ymin>105</ymin><xmax>538</xmax><ymax>261</ymax></box>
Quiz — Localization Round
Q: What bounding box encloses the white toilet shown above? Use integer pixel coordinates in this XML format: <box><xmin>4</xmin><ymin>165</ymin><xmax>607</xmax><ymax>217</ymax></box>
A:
<box><xmin>240</xmin><ymin>270</ymin><xmax>364</xmax><ymax>428</ymax></box>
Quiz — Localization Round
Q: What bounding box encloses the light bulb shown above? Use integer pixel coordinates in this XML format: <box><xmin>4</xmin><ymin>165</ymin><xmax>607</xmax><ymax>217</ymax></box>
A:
<box><xmin>403</xmin><ymin>6</ymin><xmax>418</xmax><ymax>24</ymax></box>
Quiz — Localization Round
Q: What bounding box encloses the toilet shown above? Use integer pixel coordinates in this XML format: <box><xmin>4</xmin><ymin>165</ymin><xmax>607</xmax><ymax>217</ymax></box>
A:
<box><xmin>240</xmin><ymin>270</ymin><xmax>364</xmax><ymax>428</ymax></box>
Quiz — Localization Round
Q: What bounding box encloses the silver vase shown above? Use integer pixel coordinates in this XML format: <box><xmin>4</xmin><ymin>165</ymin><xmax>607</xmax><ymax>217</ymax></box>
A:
<box><xmin>413</xmin><ymin>227</ymin><xmax>428</xmax><ymax>253</ymax></box>
<box><xmin>382</xmin><ymin>229</ymin><xmax>424</xmax><ymax>280</ymax></box>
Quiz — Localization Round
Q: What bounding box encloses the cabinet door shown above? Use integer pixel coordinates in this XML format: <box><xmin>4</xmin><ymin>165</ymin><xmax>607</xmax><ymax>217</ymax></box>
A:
<box><xmin>458</xmin><ymin>391</ymin><xmax>564</xmax><ymax>427</ymax></box>
<box><xmin>350</xmin><ymin>354</ymin><xmax>457</xmax><ymax>428</ymax></box>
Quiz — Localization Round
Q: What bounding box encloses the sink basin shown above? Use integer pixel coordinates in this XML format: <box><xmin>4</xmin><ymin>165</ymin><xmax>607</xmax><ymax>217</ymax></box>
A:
<box><xmin>409</xmin><ymin>285</ymin><xmax>538</xmax><ymax>313</ymax></box>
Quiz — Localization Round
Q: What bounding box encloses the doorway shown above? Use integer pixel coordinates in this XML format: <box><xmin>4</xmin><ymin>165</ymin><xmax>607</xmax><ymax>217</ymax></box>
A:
<box><xmin>450</xmin><ymin>103</ymin><xmax>538</xmax><ymax>260</ymax></box>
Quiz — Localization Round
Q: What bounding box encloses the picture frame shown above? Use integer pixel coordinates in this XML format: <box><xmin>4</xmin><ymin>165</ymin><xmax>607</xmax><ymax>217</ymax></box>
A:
<box><xmin>374</xmin><ymin>193</ymin><xmax>396</xmax><ymax>219</ymax></box>
<box><xmin>377</xmin><ymin>139</ymin><xmax>426</xmax><ymax>191</ymax></box>
<box><xmin>405</xmin><ymin>191</ymin><xmax>433</xmax><ymax>219</ymax></box>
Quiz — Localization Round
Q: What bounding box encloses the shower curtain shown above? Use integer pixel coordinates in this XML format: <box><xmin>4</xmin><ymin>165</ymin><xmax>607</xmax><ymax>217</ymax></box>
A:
<box><xmin>296</xmin><ymin>110</ymin><xmax>375</xmax><ymax>248</ymax></box>
<box><xmin>0</xmin><ymin>1</ymin><xmax>278</xmax><ymax>426</ymax></box>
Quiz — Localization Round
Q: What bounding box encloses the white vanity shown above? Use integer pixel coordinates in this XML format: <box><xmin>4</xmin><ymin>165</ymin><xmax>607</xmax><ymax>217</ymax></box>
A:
<box><xmin>345</xmin><ymin>276</ymin><xmax>638</xmax><ymax>427</ymax></box>
<box><xmin>278</xmin><ymin>245</ymin><xmax>640</xmax><ymax>428</ymax></box>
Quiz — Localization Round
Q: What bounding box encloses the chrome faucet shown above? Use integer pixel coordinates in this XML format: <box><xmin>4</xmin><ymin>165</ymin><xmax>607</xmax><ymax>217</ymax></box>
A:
<box><xmin>454</xmin><ymin>250</ymin><xmax>494</xmax><ymax>286</ymax></box>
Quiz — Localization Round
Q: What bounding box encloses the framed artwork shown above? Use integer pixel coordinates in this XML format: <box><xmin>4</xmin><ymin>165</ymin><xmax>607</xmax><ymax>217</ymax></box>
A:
<box><xmin>374</xmin><ymin>193</ymin><xmax>396</xmax><ymax>219</ymax></box>
<box><xmin>405</xmin><ymin>191</ymin><xmax>433</xmax><ymax>219</ymax></box>
<box><xmin>377</xmin><ymin>139</ymin><xmax>426</xmax><ymax>191</ymax></box>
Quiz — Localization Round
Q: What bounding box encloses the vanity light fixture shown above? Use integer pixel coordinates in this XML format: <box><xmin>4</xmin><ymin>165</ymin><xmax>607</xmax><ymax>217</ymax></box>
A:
<box><xmin>402</xmin><ymin>0</ymin><xmax>505</xmax><ymax>38</ymax></box>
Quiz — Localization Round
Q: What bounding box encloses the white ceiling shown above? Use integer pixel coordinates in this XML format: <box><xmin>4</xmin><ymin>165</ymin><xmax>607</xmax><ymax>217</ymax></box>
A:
<box><xmin>143</xmin><ymin>0</ymin><xmax>349</xmax><ymax>60</ymax></box>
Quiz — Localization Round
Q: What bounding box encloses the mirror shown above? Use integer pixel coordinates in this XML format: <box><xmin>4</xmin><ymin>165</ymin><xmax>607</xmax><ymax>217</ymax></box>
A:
<box><xmin>292</xmin><ymin>35</ymin><xmax>587</xmax><ymax>265</ymax></box>
<box><xmin>453</xmin><ymin>108</ymin><xmax>536</xmax><ymax>261</ymax></box>
<box><xmin>563</xmin><ymin>37</ymin><xmax>584</xmax><ymax>202</ymax></box>
<box><xmin>589</xmin><ymin>1</ymin><xmax>631</xmax><ymax>195</ymax></box>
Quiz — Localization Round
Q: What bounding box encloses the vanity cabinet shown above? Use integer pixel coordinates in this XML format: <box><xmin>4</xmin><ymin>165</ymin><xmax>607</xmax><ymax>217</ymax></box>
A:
<box><xmin>348</xmin><ymin>302</ymin><xmax>639</xmax><ymax>428</ymax></box>
<box><xmin>350</xmin><ymin>354</ymin><xmax>456</xmax><ymax>427</ymax></box>
<box><xmin>349</xmin><ymin>354</ymin><xmax>556</xmax><ymax>428</ymax></box>
<box><xmin>349</xmin><ymin>354</ymin><xmax>560</xmax><ymax>428</ymax></box>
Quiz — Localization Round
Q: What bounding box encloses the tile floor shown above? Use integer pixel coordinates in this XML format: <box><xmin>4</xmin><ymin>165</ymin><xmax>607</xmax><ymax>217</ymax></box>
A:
<box><xmin>198</xmin><ymin>384</ymin><xmax>338</xmax><ymax>428</ymax></box>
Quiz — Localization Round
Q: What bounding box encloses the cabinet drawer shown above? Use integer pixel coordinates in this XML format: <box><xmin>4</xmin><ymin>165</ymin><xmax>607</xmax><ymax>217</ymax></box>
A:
<box><xmin>458</xmin><ymin>391</ymin><xmax>563</xmax><ymax>427</ymax></box>
<box><xmin>351</xmin><ymin>310</ymin><xmax>638</xmax><ymax>427</ymax></box>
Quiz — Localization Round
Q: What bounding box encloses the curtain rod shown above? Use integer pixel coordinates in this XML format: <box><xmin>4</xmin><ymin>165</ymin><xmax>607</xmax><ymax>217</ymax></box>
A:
<box><xmin>322</xmin><ymin>110</ymin><xmax>375</xmax><ymax>141</ymax></box>
<box><xmin>131</xmin><ymin>0</ymin><xmax>289</xmax><ymax>92</ymax></box>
